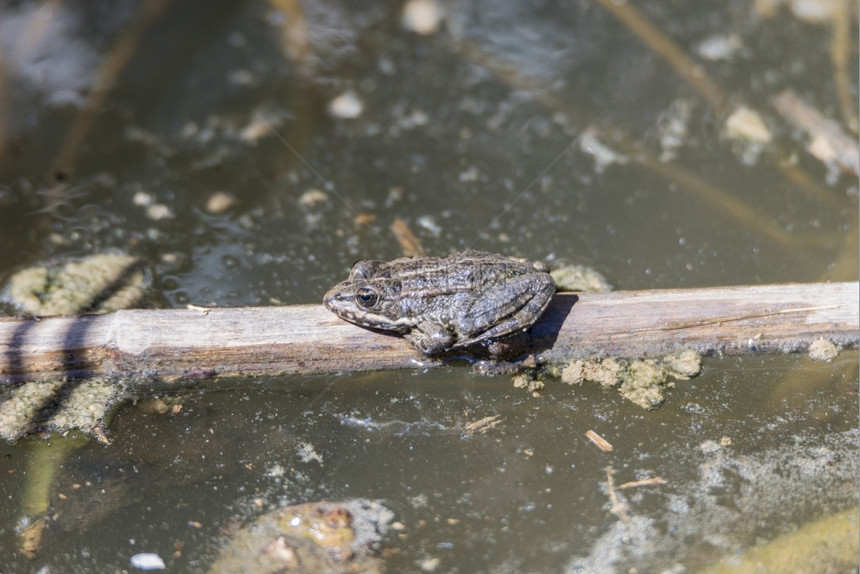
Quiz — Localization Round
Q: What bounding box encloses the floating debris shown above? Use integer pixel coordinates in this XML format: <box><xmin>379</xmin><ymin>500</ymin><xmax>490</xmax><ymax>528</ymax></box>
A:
<box><xmin>579</xmin><ymin>127</ymin><xmax>629</xmax><ymax>173</ymax></box>
<box><xmin>724</xmin><ymin>106</ymin><xmax>772</xmax><ymax>144</ymax></box>
<box><xmin>513</xmin><ymin>374</ymin><xmax>546</xmax><ymax>395</ymax></box>
<box><xmin>296</xmin><ymin>441</ymin><xmax>324</xmax><ymax>464</ymax></box>
<box><xmin>298</xmin><ymin>188</ymin><xmax>329</xmax><ymax>207</ymax></box>
<box><xmin>604</xmin><ymin>466</ymin><xmax>631</xmax><ymax>528</ymax></box>
<box><xmin>586</xmin><ymin>430</ymin><xmax>613</xmax><ymax>452</ymax></box>
<box><xmin>657</xmin><ymin>98</ymin><xmax>694</xmax><ymax>162</ymax></box>
<box><xmin>723</xmin><ymin>106</ymin><xmax>772</xmax><ymax>165</ymax></box>
<box><xmin>462</xmin><ymin>415</ymin><xmax>502</xmax><ymax>436</ymax></box>
<box><xmin>618</xmin><ymin>476</ymin><xmax>666</xmax><ymax>489</ymax></box>
<box><xmin>756</xmin><ymin>0</ymin><xmax>843</xmax><ymax>24</ymax></box>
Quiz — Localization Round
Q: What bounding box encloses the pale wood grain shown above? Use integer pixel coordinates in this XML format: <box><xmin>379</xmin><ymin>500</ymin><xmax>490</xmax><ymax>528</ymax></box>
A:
<box><xmin>0</xmin><ymin>282</ymin><xmax>856</xmax><ymax>384</ymax></box>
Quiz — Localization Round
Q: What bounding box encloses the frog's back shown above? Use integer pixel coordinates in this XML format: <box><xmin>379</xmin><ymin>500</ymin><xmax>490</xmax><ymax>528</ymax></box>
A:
<box><xmin>383</xmin><ymin>250</ymin><xmax>539</xmax><ymax>294</ymax></box>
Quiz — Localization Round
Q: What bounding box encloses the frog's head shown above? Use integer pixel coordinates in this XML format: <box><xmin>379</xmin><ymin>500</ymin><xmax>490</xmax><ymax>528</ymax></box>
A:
<box><xmin>323</xmin><ymin>260</ymin><xmax>411</xmax><ymax>333</ymax></box>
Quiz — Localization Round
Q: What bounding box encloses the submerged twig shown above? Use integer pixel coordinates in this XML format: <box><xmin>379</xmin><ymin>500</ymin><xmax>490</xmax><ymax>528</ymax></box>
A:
<box><xmin>18</xmin><ymin>437</ymin><xmax>84</xmax><ymax>557</ymax></box>
<box><xmin>51</xmin><ymin>0</ymin><xmax>172</xmax><ymax>180</ymax></box>
<box><xmin>267</xmin><ymin>0</ymin><xmax>312</xmax><ymax>74</ymax></box>
<box><xmin>605</xmin><ymin>466</ymin><xmax>632</xmax><ymax>528</ymax></box>
<box><xmin>391</xmin><ymin>217</ymin><xmax>426</xmax><ymax>257</ymax></box>
<box><xmin>591</xmin><ymin>0</ymin><xmax>729</xmax><ymax>114</ymax></box>
<box><xmin>829</xmin><ymin>0</ymin><xmax>858</xmax><ymax>134</ymax></box>
<box><xmin>631</xmin><ymin>144</ymin><xmax>808</xmax><ymax>247</ymax></box>
<box><xmin>596</xmin><ymin>0</ymin><xmax>844</xmax><ymax>224</ymax></box>
<box><xmin>771</xmin><ymin>89</ymin><xmax>860</xmax><ymax>177</ymax></box>
<box><xmin>778</xmin><ymin>160</ymin><xmax>849</xmax><ymax>211</ymax></box>
<box><xmin>0</xmin><ymin>45</ymin><xmax>6</xmax><ymax>166</ymax></box>
<box><xmin>455</xmin><ymin>39</ymin><xmax>816</xmax><ymax>250</ymax></box>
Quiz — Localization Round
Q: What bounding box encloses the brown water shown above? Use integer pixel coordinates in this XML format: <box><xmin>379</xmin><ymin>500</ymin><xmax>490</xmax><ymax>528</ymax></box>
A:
<box><xmin>0</xmin><ymin>0</ymin><xmax>856</xmax><ymax>572</ymax></box>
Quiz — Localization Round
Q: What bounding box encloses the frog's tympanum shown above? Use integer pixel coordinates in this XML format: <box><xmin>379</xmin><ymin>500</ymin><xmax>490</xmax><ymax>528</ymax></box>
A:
<box><xmin>323</xmin><ymin>250</ymin><xmax>556</xmax><ymax>355</ymax></box>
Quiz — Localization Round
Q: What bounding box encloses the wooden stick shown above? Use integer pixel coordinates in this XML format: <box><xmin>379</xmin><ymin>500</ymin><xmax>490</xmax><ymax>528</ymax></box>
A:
<box><xmin>0</xmin><ymin>282</ymin><xmax>855</xmax><ymax>385</ymax></box>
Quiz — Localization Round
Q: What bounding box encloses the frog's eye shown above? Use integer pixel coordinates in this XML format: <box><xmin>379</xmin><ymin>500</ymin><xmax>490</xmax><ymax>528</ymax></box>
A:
<box><xmin>354</xmin><ymin>286</ymin><xmax>380</xmax><ymax>309</ymax></box>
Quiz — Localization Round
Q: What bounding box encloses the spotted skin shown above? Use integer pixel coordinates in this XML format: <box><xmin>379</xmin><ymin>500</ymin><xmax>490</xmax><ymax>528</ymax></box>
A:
<box><xmin>323</xmin><ymin>250</ymin><xmax>555</xmax><ymax>355</ymax></box>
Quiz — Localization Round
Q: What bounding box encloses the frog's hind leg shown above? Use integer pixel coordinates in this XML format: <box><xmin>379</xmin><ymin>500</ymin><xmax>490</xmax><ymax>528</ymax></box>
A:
<box><xmin>458</xmin><ymin>274</ymin><xmax>556</xmax><ymax>347</ymax></box>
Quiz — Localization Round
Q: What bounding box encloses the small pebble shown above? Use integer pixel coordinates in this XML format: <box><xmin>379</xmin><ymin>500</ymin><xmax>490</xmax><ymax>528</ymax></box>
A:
<box><xmin>418</xmin><ymin>556</ymin><xmax>441</xmax><ymax>572</ymax></box>
<box><xmin>130</xmin><ymin>552</ymin><xmax>166</xmax><ymax>570</ymax></box>
<box><xmin>132</xmin><ymin>191</ymin><xmax>154</xmax><ymax>207</ymax></box>
<box><xmin>328</xmin><ymin>91</ymin><xmax>364</xmax><ymax>119</ymax></box>
<box><xmin>298</xmin><ymin>189</ymin><xmax>328</xmax><ymax>207</ymax></box>
<box><xmin>145</xmin><ymin>203</ymin><xmax>173</xmax><ymax>220</ymax></box>
<box><xmin>791</xmin><ymin>0</ymin><xmax>836</xmax><ymax>23</ymax></box>
<box><xmin>402</xmin><ymin>0</ymin><xmax>444</xmax><ymax>35</ymax></box>
<box><xmin>696</xmin><ymin>34</ymin><xmax>742</xmax><ymax>61</ymax></box>
<box><xmin>205</xmin><ymin>191</ymin><xmax>235</xmax><ymax>214</ymax></box>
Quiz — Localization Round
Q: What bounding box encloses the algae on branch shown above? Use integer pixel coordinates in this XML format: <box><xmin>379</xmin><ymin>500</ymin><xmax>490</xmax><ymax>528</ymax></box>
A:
<box><xmin>7</xmin><ymin>253</ymin><xmax>149</xmax><ymax>316</ymax></box>
<box><xmin>1</xmin><ymin>253</ymin><xmax>150</xmax><ymax>441</ymax></box>
<box><xmin>551</xmin><ymin>263</ymin><xmax>613</xmax><ymax>293</ymax></box>
<box><xmin>560</xmin><ymin>349</ymin><xmax>702</xmax><ymax>409</ymax></box>
<box><xmin>0</xmin><ymin>378</ymin><xmax>119</xmax><ymax>442</ymax></box>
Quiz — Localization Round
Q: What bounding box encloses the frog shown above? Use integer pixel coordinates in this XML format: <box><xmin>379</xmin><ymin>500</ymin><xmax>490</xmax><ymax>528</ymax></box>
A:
<box><xmin>323</xmin><ymin>250</ymin><xmax>556</xmax><ymax>356</ymax></box>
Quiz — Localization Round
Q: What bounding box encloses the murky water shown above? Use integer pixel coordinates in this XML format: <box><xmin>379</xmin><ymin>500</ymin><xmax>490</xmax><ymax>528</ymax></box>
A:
<box><xmin>0</xmin><ymin>0</ymin><xmax>856</xmax><ymax>572</ymax></box>
<box><xmin>1</xmin><ymin>354</ymin><xmax>857</xmax><ymax>572</ymax></box>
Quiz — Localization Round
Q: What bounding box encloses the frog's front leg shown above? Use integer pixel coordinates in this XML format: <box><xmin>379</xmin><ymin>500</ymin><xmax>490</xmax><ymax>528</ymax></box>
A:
<box><xmin>405</xmin><ymin>321</ymin><xmax>455</xmax><ymax>355</ymax></box>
